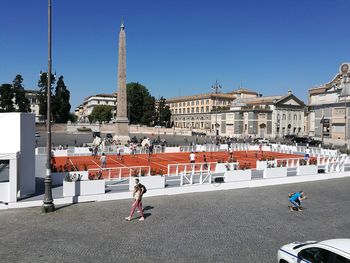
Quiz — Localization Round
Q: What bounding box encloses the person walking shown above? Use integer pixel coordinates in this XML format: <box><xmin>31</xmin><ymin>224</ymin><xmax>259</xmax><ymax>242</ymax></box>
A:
<box><xmin>125</xmin><ymin>184</ymin><xmax>145</xmax><ymax>221</ymax></box>
<box><xmin>304</xmin><ymin>147</ymin><xmax>310</xmax><ymax>161</ymax></box>
<box><xmin>189</xmin><ymin>152</ymin><xmax>196</xmax><ymax>164</ymax></box>
<box><xmin>93</xmin><ymin>145</ymin><xmax>98</xmax><ymax>159</ymax></box>
<box><xmin>100</xmin><ymin>153</ymin><xmax>107</xmax><ymax>168</ymax></box>
<box><xmin>203</xmin><ymin>154</ymin><xmax>208</xmax><ymax>170</ymax></box>
<box><xmin>134</xmin><ymin>178</ymin><xmax>146</xmax><ymax>213</ymax></box>
<box><xmin>148</xmin><ymin>144</ymin><xmax>154</xmax><ymax>162</ymax></box>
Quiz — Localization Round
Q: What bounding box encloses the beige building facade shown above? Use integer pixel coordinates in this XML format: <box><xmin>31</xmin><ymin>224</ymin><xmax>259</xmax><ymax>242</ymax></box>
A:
<box><xmin>167</xmin><ymin>88</ymin><xmax>306</xmax><ymax>138</ymax></box>
<box><xmin>308</xmin><ymin>63</ymin><xmax>350</xmax><ymax>144</ymax></box>
<box><xmin>166</xmin><ymin>88</ymin><xmax>258</xmax><ymax>131</ymax></box>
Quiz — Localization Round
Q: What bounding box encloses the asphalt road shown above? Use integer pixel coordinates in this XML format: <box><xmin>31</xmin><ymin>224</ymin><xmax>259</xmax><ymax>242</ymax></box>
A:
<box><xmin>1</xmin><ymin>177</ymin><xmax>350</xmax><ymax>262</ymax></box>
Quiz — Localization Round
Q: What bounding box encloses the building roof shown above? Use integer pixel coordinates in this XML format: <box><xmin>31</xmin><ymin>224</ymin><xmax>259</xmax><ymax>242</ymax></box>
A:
<box><xmin>84</xmin><ymin>93</ymin><xmax>117</xmax><ymax>100</ymax></box>
<box><xmin>231</xmin><ymin>92</ymin><xmax>305</xmax><ymax>108</ymax></box>
<box><xmin>229</xmin><ymin>88</ymin><xmax>259</xmax><ymax>95</ymax></box>
<box><xmin>235</xmin><ymin>95</ymin><xmax>282</xmax><ymax>106</ymax></box>
<box><xmin>25</xmin><ymin>89</ymin><xmax>41</xmax><ymax>94</ymax></box>
<box><xmin>166</xmin><ymin>92</ymin><xmax>235</xmax><ymax>103</ymax></box>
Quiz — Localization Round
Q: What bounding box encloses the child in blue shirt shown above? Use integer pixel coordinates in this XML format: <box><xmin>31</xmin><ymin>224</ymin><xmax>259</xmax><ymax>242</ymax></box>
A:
<box><xmin>289</xmin><ymin>191</ymin><xmax>306</xmax><ymax>211</ymax></box>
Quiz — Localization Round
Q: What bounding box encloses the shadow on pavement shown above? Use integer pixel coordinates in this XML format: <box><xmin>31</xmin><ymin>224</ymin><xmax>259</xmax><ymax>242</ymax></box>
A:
<box><xmin>143</xmin><ymin>205</ymin><xmax>154</xmax><ymax>211</ymax></box>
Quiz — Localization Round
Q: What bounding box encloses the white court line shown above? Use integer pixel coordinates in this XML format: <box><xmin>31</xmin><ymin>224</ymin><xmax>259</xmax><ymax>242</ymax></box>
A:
<box><xmin>137</xmin><ymin>155</ymin><xmax>168</xmax><ymax>168</ymax></box>
<box><xmin>91</xmin><ymin>159</ymin><xmax>101</xmax><ymax>168</ymax></box>
<box><xmin>155</xmin><ymin>155</ymin><xmax>182</xmax><ymax>164</ymax></box>
<box><xmin>107</xmin><ymin>156</ymin><xmax>127</xmax><ymax>167</ymax></box>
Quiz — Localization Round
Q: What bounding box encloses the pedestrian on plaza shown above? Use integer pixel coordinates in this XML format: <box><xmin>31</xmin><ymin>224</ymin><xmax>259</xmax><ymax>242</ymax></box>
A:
<box><xmin>116</xmin><ymin>146</ymin><xmax>124</xmax><ymax>162</ymax></box>
<box><xmin>228</xmin><ymin>145</ymin><xmax>234</xmax><ymax>160</ymax></box>
<box><xmin>289</xmin><ymin>191</ymin><xmax>306</xmax><ymax>211</ymax></box>
<box><xmin>125</xmin><ymin>184</ymin><xmax>145</xmax><ymax>221</ymax></box>
<box><xmin>189</xmin><ymin>152</ymin><xmax>196</xmax><ymax>164</ymax></box>
<box><xmin>100</xmin><ymin>153</ymin><xmax>107</xmax><ymax>168</ymax></box>
<box><xmin>225</xmin><ymin>161</ymin><xmax>231</xmax><ymax>171</ymax></box>
<box><xmin>134</xmin><ymin>178</ymin><xmax>146</xmax><ymax>213</ymax></box>
<box><xmin>147</xmin><ymin>144</ymin><xmax>154</xmax><ymax>162</ymax></box>
<box><xmin>93</xmin><ymin>145</ymin><xmax>98</xmax><ymax>158</ymax></box>
<box><xmin>203</xmin><ymin>154</ymin><xmax>208</xmax><ymax>170</ymax></box>
<box><xmin>304</xmin><ymin>147</ymin><xmax>310</xmax><ymax>161</ymax></box>
<box><xmin>148</xmin><ymin>144</ymin><xmax>154</xmax><ymax>156</ymax></box>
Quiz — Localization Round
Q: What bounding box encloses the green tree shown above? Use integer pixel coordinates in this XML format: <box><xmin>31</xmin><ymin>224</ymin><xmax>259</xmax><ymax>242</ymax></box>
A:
<box><xmin>89</xmin><ymin>105</ymin><xmax>113</xmax><ymax>123</ymax></box>
<box><xmin>37</xmin><ymin>72</ymin><xmax>56</xmax><ymax>121</ymax></box>
<box><xmin>126</xmin><ymin>82</ymin><xmax>156</xmax><ymax>125</ymax></box>
<box><xmin>53</xmin><ymin>76</ymin><xmax>71</xmax><ymax>123</ymax></box>
<box><xmin>157</xmin><ymin>96</ymin><xmax>172</xmax><ymax>127</ymax></box>
<box><xmin>0</xmin><ymin>83</ymin><xmax>15</xmax><ymax>112</ymax></box>
<box><xmin>141</xmin><ymin>96</ymin><xmax>156</xmax><ymax>125</ymax></box>
<box><xmin>12</xmin><ymin>75</ymin><xmax>30</xmax><ymax>112</ymax></box>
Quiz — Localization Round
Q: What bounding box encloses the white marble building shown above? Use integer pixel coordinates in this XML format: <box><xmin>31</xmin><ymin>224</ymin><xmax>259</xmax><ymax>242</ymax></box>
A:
<box><xmin>75</xmin><ymin>93</ymin><xmax>117</xmax><ymax>122</ymax></box>
<box><xmin>218</xmin><ymin>91</ymin><xmax>306</xmax><ymax>138</ymax></box>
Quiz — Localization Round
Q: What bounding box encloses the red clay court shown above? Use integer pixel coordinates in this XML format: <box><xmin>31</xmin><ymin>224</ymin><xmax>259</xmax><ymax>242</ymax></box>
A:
<box><xmin>52</xmin><ymin>150</ymin><xmax>304</xmax><ymax>179</ymax></box>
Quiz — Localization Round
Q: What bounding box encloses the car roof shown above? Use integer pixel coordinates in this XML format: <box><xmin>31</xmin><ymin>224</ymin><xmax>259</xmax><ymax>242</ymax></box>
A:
<box><xmin>319</xmin><ymin>239</ymin><xmax>350</xmax><ymax>254</ymax></box>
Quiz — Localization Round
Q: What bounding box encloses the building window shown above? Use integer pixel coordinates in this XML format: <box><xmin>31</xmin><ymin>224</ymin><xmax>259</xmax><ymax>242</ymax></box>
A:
<box><xmin>196</xmin><ymin>101</ymin><xmax>199</xmax><ymax>105</ymax></box>
<box><xmin>206</xmin><ymin>99</ymin><xmax>209</xmax><ymax>104</ymax></box>
<box><xmin>282</xmin><ymin>114</ymin><xmax>286</xmax><ymax>120</ymax></box>
<box><xmin>206</xmin><ymin>106</ymin><xmax>209</xmax><ymax>112</ymax></box>
<box><xmin>196</xmin><ymin>107</ymin><xmax>199</xmax><ymax>113</ymax></box>
<box><xmin>191</xmin><ymin>101</ymin><xmax>194</xmax><ymax>106</ymax></box>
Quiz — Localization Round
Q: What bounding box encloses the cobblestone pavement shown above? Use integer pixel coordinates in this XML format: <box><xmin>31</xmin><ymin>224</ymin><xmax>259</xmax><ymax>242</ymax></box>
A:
<box><xmin>1</xmin><ymin>178</ymin><xmax>350</xmax><ymax>263</ymax></box>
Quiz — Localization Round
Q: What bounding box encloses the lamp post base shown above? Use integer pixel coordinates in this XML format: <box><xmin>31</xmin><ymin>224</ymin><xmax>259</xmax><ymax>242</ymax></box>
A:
<box><xmin>41</xmin><ymin>203</ymin><xmax>55</xmax><ymax>213</ymax></box>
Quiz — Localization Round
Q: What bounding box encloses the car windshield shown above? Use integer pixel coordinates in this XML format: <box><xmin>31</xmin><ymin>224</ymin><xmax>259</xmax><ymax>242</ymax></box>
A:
<box><xmin>293</xmin><ymin>242</ymin><xmax>317</xmax><ymax>250</ymax></box>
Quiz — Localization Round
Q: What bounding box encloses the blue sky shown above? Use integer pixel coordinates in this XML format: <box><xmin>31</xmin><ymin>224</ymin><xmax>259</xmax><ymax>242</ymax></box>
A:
<box><xmin>1</xmin><ymin>0</ymin><xmax>349</xmax><ymax>109</ymax></box>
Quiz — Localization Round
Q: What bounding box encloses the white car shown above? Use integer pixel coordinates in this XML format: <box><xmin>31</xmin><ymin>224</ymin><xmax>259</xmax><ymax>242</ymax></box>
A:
<box><xmin>277</xmin><ymin>238</ymin><xmax>350</xmax><ymax>262</ymax></box>
<box><xmin>35</xmin><ymin>132</ymin><xmax>40</xmax><ymax>138</ymax></box>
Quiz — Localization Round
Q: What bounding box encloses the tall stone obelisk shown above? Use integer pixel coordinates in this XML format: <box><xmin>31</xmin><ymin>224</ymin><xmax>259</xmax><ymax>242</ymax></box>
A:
<box><xmin>114</xmin><ymin>22</ymin><xmax>130</xmax><ymax>143</ymax></box>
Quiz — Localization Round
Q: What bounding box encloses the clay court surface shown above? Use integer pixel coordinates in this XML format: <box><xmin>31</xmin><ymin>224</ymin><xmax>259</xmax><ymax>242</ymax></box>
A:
<box><xmin>52</xmin><ymin>150</ymin><xmax>304</xmax><ymax>178</ymax></box>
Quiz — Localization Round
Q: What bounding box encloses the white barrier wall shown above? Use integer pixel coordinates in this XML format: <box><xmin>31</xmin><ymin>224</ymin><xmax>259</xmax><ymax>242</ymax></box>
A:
<box><xmin>129</xmin><ymin>175</ymin><xmax>165</xmax><ymax>191</ymax></box>
<box><xmin>0</xmin><ymin>113</ymin><xmax>35</xmax><ymax>200</ymax></box>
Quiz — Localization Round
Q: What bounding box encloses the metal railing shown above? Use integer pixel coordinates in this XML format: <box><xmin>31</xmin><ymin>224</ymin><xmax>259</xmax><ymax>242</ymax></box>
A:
<box><xmin>88</xmin><ymin>165</ymin><xmax>151</xmax><ymax>181</ymax></box>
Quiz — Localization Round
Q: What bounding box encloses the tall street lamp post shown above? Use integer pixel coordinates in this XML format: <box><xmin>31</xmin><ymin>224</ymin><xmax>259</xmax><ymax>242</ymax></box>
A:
<box><xmin>42</xmin><ymin>0</ymin><xmax>55</xmax><ymax>213</ymax></box>
<box><xmin>211</xmin><ymin>81</ymin><xmax>221</xmax><ymax>140</ymax></box>
<box><xmin>340</xmin><ymin>73</ymin><xmax>350</xmax><ymax>150</ymax></box>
